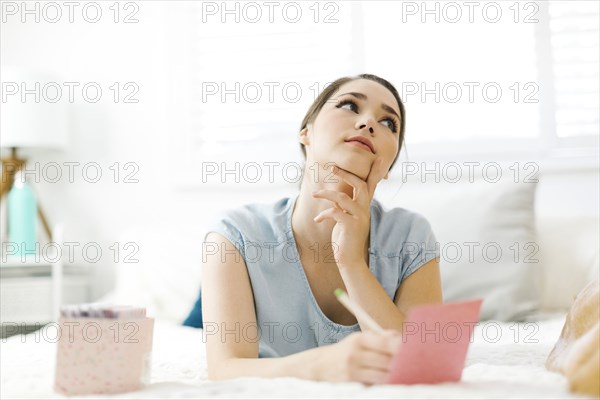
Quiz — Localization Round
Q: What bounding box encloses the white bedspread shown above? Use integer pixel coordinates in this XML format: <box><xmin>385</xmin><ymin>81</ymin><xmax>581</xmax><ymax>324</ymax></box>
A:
<box><xmin>1</xmin><ymin>314</ymin><xmax>594</xmax><ymax>399</ymax></box>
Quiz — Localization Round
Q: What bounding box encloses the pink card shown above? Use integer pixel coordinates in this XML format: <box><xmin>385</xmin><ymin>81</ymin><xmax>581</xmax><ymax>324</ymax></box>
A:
<box><xmin>386</xmin><ymin>299</ymin><xmax>483</xmax><ymax>385</ymax></box>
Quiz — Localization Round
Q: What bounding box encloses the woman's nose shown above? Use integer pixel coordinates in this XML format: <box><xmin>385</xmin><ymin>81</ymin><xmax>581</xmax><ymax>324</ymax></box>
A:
<box><xmin>357</xmin><ymin>117</ymin><xmax>376</xmax><ymax>135</ymax></box>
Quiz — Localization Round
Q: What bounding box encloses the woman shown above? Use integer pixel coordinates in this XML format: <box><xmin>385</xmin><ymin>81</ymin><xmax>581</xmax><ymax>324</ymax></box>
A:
<box><xmin>201</xmin><ymin>74</ymin><xmax>443</xmax><ymax>384</ymax></box>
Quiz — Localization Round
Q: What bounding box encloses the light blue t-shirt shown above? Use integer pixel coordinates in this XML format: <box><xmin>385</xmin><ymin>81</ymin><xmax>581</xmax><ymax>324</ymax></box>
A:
<box><xmin>203</xmin><ymin>193</ymin><xmax>439</xmax><ymax>358</ymax></box>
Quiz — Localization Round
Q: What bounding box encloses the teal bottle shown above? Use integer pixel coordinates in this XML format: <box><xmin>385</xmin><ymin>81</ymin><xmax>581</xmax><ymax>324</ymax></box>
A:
<box><xmin>7</xmin><ymin>170</ymin><xmax>37</xmax><ymax>256</ymax></box>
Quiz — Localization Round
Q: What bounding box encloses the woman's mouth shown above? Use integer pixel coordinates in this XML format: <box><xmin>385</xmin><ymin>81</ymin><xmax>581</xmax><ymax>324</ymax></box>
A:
<box><xmin>344</xmin><ymin>136</ymin><xmax>375</xmax><ymax>154</ymax></box>
<box><xmin>346</xmin><ymin>141</ymin><xmax>374</xmax><ymax>153</ymax></box>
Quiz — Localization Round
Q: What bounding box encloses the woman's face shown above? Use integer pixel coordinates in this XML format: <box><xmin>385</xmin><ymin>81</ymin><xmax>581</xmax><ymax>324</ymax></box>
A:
<box><xmin>301</xmin><ymin>79</ymin><xmax>401</xmax><ymax>181</ymax></box>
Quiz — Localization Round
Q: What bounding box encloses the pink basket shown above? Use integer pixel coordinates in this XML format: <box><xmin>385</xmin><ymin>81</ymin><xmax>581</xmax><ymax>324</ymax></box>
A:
<box><xmin>54</xmin><ymin>317</ymin><xmax>154</xmax><ymax>395</ymax></box>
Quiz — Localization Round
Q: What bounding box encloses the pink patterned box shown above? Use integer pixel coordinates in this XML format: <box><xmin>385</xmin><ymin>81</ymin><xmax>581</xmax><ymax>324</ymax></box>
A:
<box><xmin>54</xmin><ymin>317</ymin><xmax>154</xmax><ymax>395</ymax></box>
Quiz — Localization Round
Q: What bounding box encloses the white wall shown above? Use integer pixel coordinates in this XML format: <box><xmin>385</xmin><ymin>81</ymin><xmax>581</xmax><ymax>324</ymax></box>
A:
<box><xmin>1</xmin><ymin>3</ymin><xmax>200</xmax><ymax>298</ymax></box>
<box><xmin>2</xmin><ymin>2</ymin><xmax>598</xmax><ymax>300</ymax></box>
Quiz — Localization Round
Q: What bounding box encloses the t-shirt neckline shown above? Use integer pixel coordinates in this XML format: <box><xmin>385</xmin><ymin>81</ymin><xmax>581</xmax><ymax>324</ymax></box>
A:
<box><xmin>284</xmin><ymin>192</ymin><xmax>374</xmax><ymax>331</ymax></box>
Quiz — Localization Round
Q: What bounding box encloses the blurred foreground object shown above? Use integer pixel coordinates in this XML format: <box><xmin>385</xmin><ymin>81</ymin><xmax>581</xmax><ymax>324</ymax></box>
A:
<box><xmin>546</xmin><ymin>280</ymin><xmax>600</xmax><ymax>397</ymax></box>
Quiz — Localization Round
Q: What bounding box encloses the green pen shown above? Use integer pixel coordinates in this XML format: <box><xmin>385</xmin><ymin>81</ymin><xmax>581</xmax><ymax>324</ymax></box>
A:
<box><xmin>334</xmin><ymin>288</ymin><xmax>385</xmax><ymax>333</ymax></box>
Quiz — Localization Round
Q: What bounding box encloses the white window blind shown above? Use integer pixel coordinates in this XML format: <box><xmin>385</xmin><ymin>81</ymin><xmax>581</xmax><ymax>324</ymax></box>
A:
<box><xmin>363</xmin><ymin>1</ymin><xmax>540</xmax><ymax>145</ymax></box>
<box><xmin>549</xmin><ymin>0</ymin><xmax>600</xmax><ymax>138</ymax></box>
<box><xmin>362</xmin><ymin>1</ymin><xmax>598</xmax><ymax>149</ymax></box>
<box><xmin>186</xmin><ymin>2</ymin><xmax>361</xmax><ymax>171</ymax></box>
<box><xmin>178</xmin><ymin>1</ymin><xmax>598</xmax><ymax>183</ymax></box>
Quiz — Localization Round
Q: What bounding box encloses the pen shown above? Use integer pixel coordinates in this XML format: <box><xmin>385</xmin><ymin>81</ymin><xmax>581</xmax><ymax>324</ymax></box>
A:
<box><xmin>334</xmin><ymin>288</ymin><xmax>386</xmax><ymax>334</ymax></box>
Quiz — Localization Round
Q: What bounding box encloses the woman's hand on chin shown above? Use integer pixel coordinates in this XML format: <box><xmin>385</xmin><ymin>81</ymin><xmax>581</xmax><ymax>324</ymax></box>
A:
<box><xmin>312</xmin><ymin>157</ymin><xmax>389</xmax><ymax>269</ymax></box>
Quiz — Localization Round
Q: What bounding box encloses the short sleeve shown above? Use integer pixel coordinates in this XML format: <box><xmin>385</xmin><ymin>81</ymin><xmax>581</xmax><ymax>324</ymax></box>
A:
<box><xmin>400</xmin><ymin>214</ymin><xmax>440</xmax><ymax>282</ymax></box>
<box><xmin>202</xmin><ymin>212</ymin><xmax>246</xmax><ymax>257</ymax></box>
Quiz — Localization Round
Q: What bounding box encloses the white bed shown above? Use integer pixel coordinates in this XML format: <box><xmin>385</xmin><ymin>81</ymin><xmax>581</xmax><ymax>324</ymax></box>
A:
<box><xmin>3</xmin><ymin>179</ymin><xmax>598</xmax><ymax>399</ymax></box>
<box><xmin>1</xmin><ymin>313</ymin><xmax>594</xmax><ymax>399</ymax></box>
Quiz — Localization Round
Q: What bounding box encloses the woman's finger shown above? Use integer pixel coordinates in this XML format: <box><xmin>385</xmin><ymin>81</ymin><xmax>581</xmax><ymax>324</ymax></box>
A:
<box><xmin>312</xmin><ymin>189</ymin><xmax>358</xmax><ymax>215</ymax></box>
<box><xmin>354</xmin><ymin>366</ymin><xmax>390</xmax><ymax>385</ymax></box>
<box><xmin>359</xmin><ymin>330</ymin><xmax>402</xmax><ymax>356</ymax></box>
<box><xmin>313</xmin><ymin>207</ymin><xmax>350</xmax><ymax>224</ymax></box>
<box><xmin>356</xmin><ymin>349</ymin><xmax>394</xmax><ymax>372</ymax></box>
<box><xmin>329</xmin><ymin>165</ymin><xmax>370</xmax><ymax>207</ymax></box>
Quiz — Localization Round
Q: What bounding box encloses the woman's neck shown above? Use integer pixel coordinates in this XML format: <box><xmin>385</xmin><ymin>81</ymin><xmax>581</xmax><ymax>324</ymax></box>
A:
<box><xmin>291</xmin><ymin>162</ymin><xmax>369</xmax><ymax>266</ymax></box>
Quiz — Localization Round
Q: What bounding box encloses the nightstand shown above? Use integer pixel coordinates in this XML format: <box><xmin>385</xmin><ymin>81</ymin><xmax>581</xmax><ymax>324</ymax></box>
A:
<box><xmin>0</xmin><ymin>255</ymin><xmax>91</xmax><ymax>338</ymax></box>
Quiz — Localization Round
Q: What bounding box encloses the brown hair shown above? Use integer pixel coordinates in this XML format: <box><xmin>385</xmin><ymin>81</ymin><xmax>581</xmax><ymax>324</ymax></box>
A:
<box><xmin>299</xmin><ymin>73</ymin><xmax>406</xmax><ymax>173</ymax></box>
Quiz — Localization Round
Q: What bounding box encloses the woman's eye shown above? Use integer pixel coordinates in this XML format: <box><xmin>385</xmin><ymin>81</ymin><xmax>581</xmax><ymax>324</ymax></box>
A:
<box><xmin>381</xmin><ymin>118</ymin><xmax>398</xmax><ymax>133</ymax></box>
<box><xmin>336</xmin><ymin>100</ymin><xmax>398</xmax><ymax>133</ymax></box>
<box><xmin>336</xmin><ymin>100</ymin><xmax>358</xmax><ymax>112</ymax></box>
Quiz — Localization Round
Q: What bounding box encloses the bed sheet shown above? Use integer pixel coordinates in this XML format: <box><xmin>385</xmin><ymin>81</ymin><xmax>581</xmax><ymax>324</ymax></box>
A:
<box><xmin>1</xmin><ymin>314</ymin><xmax>593</xmax><ymax>399</ymax></box>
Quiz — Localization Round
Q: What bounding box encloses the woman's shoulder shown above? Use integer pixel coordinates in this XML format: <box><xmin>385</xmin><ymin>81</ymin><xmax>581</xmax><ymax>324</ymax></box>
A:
<box><xmin>216</xmin><ymin>196</ymin><xmax>292</xmax><ymax>222</ymax></box>
<box><xmin>372</xmin><ymin>198</ymin><xmax>434</xmax><ymax>229</ymax></box>
<box><xmin>370</xmin><ymin>198</ymin><xmax>437</xmax><ymax>250</ymax></box>
<box><xmin>207</xmin><ymin>196</ymin><xmax>294</xmax><ymax>244</ymax></box>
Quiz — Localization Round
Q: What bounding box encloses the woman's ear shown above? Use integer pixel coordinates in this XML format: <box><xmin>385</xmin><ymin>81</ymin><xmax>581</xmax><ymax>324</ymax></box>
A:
<box><xmin>299</xmin><ymin>127</ymin><xmax>310</xmax><ymax>146</ymax></box>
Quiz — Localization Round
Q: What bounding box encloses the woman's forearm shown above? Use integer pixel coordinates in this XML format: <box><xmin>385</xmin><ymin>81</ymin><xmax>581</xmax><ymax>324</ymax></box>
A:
<box><xmin>209</xmin><ymin>346</ymin><xmax>324</xmax><ymax>381</ymax></box>
<box><xmin>339</xmin><ymin>261</ymin><xmax>406</xmax><ymax>331</ymax></box>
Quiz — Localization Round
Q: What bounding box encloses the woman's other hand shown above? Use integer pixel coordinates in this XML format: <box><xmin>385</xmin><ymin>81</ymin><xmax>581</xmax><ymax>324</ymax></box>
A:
<box><xmin>314</xmin><ymin>329</ymin><xmax>402</xmax><ymax>385</ymax></box>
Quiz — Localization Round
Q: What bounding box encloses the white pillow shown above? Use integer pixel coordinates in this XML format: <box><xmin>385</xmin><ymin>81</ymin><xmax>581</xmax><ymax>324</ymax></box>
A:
<box><xmin>382</xmin><ymin>177</ymin><xmax>538</xmax><ymax>321</ymax></box>
<box><xmin>105</xmin><ymin>224</ymin><xmax>205</xmax><ymax>322</ymax></box>
<box><xmin>108</xmin><ymin>179</ymin><xmax>540</xmax><ymax>322</ymax></box>
<box><xmin>536</xmin><ymin>216</ymin><xmax>600</xmax><ymax>310</ymax></box>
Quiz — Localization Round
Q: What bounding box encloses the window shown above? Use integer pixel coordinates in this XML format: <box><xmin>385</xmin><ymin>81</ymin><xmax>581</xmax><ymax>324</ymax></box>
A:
<box><xmin>363</xmin><ymin>1</ymin><xmax>540</xmax><ymax>145</ymax></box>
<box><xmin>176</xmin><ymin>1</ymin><xmax>599</xmax><ymax>186</ymax></box>
<box><xmin>549</xmin><ymin>1</ymin><xmax>599</xmax><ymax>139</ymax></box>
<box><xmin>184</xmin><ymin>2</ymin><xmax>359</xmax><ymax>172</ymax></box>
<box><xmin>363</xmin><ymin>0</ymin><xmax>599</xmax><ymax>154</ymax></box>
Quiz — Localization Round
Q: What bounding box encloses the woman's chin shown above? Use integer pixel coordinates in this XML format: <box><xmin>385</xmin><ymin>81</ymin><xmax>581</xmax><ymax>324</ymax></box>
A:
<box><xmin>333</xmin><ymin>160</ymin><xmax>370</xmax><ymax>181</ymax></box>
<box><xmin>311</xmin><ymin>154</ymin><xmax>371</xmax><ymax>181</ymax></box>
